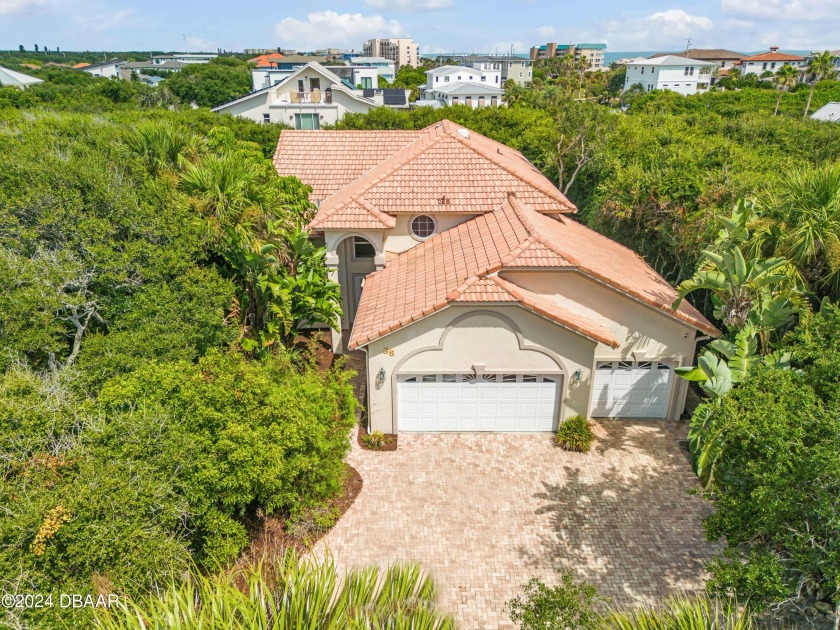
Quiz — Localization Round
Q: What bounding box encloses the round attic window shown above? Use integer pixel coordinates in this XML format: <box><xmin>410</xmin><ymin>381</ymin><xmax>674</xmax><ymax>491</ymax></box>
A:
<box><xmin>410</xmin><ymin>215</ymin><xmax>436</xmax><ymax>240</ymax></box>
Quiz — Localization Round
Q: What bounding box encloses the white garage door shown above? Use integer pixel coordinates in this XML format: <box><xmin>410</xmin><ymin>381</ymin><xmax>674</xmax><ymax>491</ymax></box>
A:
<box><xmin>590</xmin><ymin>361</ymin><xmax>673</xmax><ymax>418</ymax></box>
<box><xmin>397</xmin><ymin>373</ymin><xmax>560</xmax><ymax>432</ymax></box>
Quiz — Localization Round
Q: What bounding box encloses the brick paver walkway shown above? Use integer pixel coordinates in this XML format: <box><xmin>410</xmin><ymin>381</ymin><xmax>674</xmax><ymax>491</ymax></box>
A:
<box><xmin>315</xmin><ymin>422</ymin><xmax>717</xmax><ymax>629</ymax></box>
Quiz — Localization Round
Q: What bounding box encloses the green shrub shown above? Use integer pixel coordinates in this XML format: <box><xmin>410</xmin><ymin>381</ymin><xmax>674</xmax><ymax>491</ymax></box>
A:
<box><xmin>555</xmin><ymin>415</ymin><xmax>594</xmax><ymax>452</ymax></box>
<box><xmin>0</xmin><ymin>351</ymin><xmax>357</xmax><ymax>628</ymax></box>
<box><xmin>286</xmin><ymin>504</ymin><xmax>340</xmax><ymax>543</ymax></box>
<box><xmin>363</xmin><ymin>429</ymin><xmax>387</xmax><ymax>450</ymax></box>
<box><xmin>508</xmin><ymin>570</ymin><xmax>603</xmax><ymax>630</ymax></box>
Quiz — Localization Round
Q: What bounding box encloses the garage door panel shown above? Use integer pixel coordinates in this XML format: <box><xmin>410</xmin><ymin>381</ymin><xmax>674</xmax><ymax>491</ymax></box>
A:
<box><xmin>397</xmin><ymin>374</ymin><xmax>559</xmax><ymax>432</ymax></box>
<box><xmin>591</xmin><ymin>362</ymin><xmax>673</xmax><ymax>419</ymax></box>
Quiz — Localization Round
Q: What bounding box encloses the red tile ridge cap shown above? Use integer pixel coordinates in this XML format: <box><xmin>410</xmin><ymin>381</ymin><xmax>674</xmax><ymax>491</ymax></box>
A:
<box><xmin>505</xmin><ymin>196</ymin><xmax>582</xmax><ymax>266</ymax></box>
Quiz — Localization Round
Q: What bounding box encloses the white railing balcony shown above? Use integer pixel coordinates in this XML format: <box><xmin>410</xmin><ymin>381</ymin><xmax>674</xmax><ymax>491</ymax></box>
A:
<box><xmin>274</xmin><ymin>90</ymin><xmax>332</xmax><ymax>104</ymax></box>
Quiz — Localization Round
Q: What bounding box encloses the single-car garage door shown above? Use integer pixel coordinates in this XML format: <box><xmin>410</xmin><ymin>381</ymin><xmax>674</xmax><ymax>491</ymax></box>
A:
<box><xmin>590</xmin><ymin>361</ymin><xmax>673</xmax><ymax>418</ymax></box>
<box><xmin>397</xmin><ymin>373</ymin><xmax>560</xmax><ymax>432</ymax></box>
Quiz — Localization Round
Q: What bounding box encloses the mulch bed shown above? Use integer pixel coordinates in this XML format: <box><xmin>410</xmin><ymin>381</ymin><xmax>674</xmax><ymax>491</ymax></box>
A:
<box><xmin>357</xmin><ymin>424</ymin><xmax>398</xmax><ymax>451</ymax></box>
<box><xmin>238</xmin><ymin>464</ymin><xmax>363</xmax><ymax>569</ymax></box>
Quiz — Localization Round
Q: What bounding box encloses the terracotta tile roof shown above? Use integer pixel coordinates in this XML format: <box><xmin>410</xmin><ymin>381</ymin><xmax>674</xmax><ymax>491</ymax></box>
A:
<box><xmin>249</xmin><ymin>53</ymin><xmax>285</xmax><ymax>66</ymax></box>
<box><xmin>274</xmin><ymin>130</ymin><xmax>423</xmax><ymax>200</ymax></box>
<box><xmin>740</xmin><ymin>50</ymin><xmax>804</xmax><ymax>62</ymax></box>
<box><xmin>294</xmin><ymin>120</ymin><xmax>575</xmax><ymax>230</ymax></box>
<box><xmin>313</xmin><ymin>198</ymin><xmax>396</xmax><ymax>230</ymax></box>
<box><xmin>348</xmin><ymin>196</ymin><xmax>718</xmax><ymax>349</ymax></box>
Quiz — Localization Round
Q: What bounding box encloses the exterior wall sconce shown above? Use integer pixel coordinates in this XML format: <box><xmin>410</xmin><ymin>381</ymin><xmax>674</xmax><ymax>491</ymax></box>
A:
<box><xmin>376</xmin><ymin>367</ymin><xmax>386</xmax><ymax>388</ymax></box>
<box><xmin>572</xmin><ymin>369</ymin><xmax>582</xmax><ymax>383</ymax></box>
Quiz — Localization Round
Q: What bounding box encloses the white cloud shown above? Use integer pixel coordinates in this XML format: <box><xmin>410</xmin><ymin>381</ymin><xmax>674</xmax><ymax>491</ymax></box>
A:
<box><xmin>73</xmin><ymin>7</ymin><xmax>134</xmax><ymax>33</ymax></box>
<box><xmin>535</xmin><ymin>25</ymin><xmax>555</xmax><ymax>39</ymax></box>
<box><xmin>721</xmin><ymin>0</ymin><xmax>840</xmax><ymax>23</ymax></box>
<box><xmin>0</xmin><ymin>0</ymin><xmax>46</xmax><ymax>15</ymax></box>
<box><xmin>274</xmin><ymin>11</ymin><xmax>405</xmax><ymax>50</ymax></box>
<box><xmin>594</xmin><ymin>9</ymin><xmax>715</xmax><ymax>50</ymax></box>
<box><xmin>364</xmin><ymin>0</ymin><xmax>451</xmax><ymax>10</ymax></box>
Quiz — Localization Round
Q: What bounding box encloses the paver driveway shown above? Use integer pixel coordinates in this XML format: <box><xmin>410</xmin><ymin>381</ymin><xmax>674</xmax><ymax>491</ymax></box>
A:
<box><xmin>314</xmin><ymin>422</ymin><xmax>718</xmax><ymax>629</ymax></box>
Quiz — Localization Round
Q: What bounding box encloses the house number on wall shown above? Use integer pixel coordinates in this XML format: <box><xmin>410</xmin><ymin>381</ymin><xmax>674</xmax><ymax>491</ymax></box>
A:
<box><xmin>382</xmin><ymin>348</ymin><xmax>395</xmax><ymax>356</ymax></box>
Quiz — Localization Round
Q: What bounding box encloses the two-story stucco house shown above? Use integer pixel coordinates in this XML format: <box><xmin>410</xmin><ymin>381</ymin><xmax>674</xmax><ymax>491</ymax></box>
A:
<box><xmin>213</xmin><ymin>63</ymin><xmax>378</xmax><ymax>127</ymax></box>
<box><xmin>274</xmin><ymin>121</ymin><xmax>719</xmax><ymax>434</ymax></box>
<box><xmin>738</xmin><ymin>47</ymin><xmax>804</xmax><ymax>76</ymax></box>
<box><xmin>419</xmin><ymin>65</ymin><xmax>504</xmax><ymax>108</ymax></box>
<box><xmin>624</xmin><ymin>55</ymin><xmax>715</xmax><ymax>95</ymax></box>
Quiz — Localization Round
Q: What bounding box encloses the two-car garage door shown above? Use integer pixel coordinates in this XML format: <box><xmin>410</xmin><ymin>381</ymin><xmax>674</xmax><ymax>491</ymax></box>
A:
<box><xmin>397</xmin><ymin>373</ymin><xmax>559</xmax><ymax>432</ymax></box>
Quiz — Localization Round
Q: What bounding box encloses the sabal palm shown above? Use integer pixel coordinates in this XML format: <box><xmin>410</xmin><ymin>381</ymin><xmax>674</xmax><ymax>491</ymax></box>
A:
<box><xmin>755</xmin><ymin>164</ymin><xmax>840</xmax><ymax>298</ymax></box>
<box><xmin>95</xmin><ymin>551</ymin><xmax>456</xmax><ymax>630</ymax></box>
<box><xmin>180</xmin><ymin>153</ymin><xmax>268</xmax><ymax>238</ymax></box>
<box><xmin>118</xmin><ymin>121</ymin><xmax>202</xmax><ymax>176</ymax></box>
<box><xmin>803</xmin><ymin>50</ymin><xmax>836</xmax><ymax>118</ymax></box>
<box><xmin>772</xmin><ymin>63</ymin><xmax>799</xmax><ymax>116</ymax></box>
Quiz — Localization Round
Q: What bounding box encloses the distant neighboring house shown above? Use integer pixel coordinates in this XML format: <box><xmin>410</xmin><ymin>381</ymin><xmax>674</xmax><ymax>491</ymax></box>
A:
<box><xmin>248</xmin><ymin>53</ymin><xmax>285</xmax><ymax>66</ymax></box>
<box><xmin>461</xmin><ymin>55</ymin><xmax>533</xmax><ymax>86</ymax></box>
<box><xmin>250</xmin><ymin>55</ymin><xmax>329</xmax><ymax>91</ymax></box>
<box><xmin>419</xmin><ymin>65</ymin><xmax>504</xmax><ymax>108</ymax></box>
<box><xmin>349</xmin><ymin>57</ymin><xmax>396</xmax><ymax>82</ymax></box>
<box><xmin>738</xmin><ymin>47</ymin><xmax>804</xmax><ymax>76</ymax></box>
<box><xmin>274</xmin><ymin>120</ymin><xmax>718</xmax><ymax>432</ymax></box>
<box><xmin>623</xmin><ymin>55</ymin><xmax>715</xmax><ymax>95</ymax></box>
<box><xmin>80</xmin><ymin>59</ymin><xmax>125</xmax><ymax>79</ymax></box>
<box><xmin>72</xmin><ymin>62</ymin><xmax>90</xmax><ymax>69</ymax></box>
<box><xmin>325</xmin><ymin>65</ymin><xmax>380</xmax><ymax>90</ymax></box>
<box><xmin>119</xmin><ymin>60</ymin><xmax>185</xmax><ymax>80</ymax></box>
<box><xmin>811</xmin><ymin>102</ymin><xmax>840</xmax><ymax>122</ymax></box>
<box><xmin>530</xmin><ymin>43</ymin><xmax>607</xmax><ymax>69</ymax></box>
<box><xmin>650</xmin><ymin>49</ymin><xmax>744</xmax><ymax>70</ymax></box>
<box><xmin>151</xmin><ymin>53</ymin><xmax>217</xmax><ymax>65</ymax></box>
<box><xmin>0</xmin><ymin>66</ymin><xmax>43</xmax><ymax>88</ymax></box>
<box><xmin>212</xmin><ymin>62</ymin><xmax>378</xmax><ymax>127</ymax></box>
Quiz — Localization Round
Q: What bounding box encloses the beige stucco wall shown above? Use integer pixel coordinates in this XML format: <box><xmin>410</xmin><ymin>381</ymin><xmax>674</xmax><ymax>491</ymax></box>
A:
<box><xmin>501</xmin><ymin>269</ymin><xmax>699</xmax><ymax>419</ymax></box>
<box><xmin>383</xmin><ymin>214</ymin><xmax>477</xmax><ymax>254</ymax></box>
<box><xmin>364</xmin><ymin>305</ymin><xmax>597</xmax><ymax>433</ymax></box>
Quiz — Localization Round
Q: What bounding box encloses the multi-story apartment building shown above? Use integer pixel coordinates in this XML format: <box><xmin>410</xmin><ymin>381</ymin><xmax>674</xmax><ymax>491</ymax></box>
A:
<box><xmin>363</xmin><ymin>38</ymin><xmax>420</xmax><ymax>68</ymax></box>
<box><xmin>529</xmin><ymin>43</ymin><xmax>606</xmax><ymax>69</ymax></box>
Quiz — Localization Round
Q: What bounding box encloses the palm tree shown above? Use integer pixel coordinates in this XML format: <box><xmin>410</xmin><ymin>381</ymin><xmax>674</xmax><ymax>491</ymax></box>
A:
<box><xmin>803</xmin><ymin>50</ymin><xmax>836</xmax><ymax>118</ymax></box>
<box><xmin>772</xmin><ymin>63</ymin><xmax>800</xmax><ymax>116</ymax></box>
<box><xmin>754</xmin><ymin>164</ymin><xmax>840</xmax><ymax>298</ymax></box>
<box><xmin>728</xmin><ymin>67</ymin><xmax>742</xmax><ymax>82</ymax></box>
<box><xmin>118</xmin><ymin>121</ymin><xmax>202</xmax><ymax>176</ymax></box>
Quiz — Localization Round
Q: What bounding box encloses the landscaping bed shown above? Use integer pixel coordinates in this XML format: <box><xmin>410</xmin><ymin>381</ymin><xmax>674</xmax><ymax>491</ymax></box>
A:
<box><xmin>358</xmin><ymin>424</ymin><xmax>398</xmax><ymax>451</ymax></box>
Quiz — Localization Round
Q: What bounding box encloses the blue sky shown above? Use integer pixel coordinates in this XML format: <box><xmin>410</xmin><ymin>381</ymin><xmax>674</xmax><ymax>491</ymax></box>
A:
<box><xmin>0</xmin><ymin>0</ymin><xmax>837</xmax><ymax>54</ymax></box>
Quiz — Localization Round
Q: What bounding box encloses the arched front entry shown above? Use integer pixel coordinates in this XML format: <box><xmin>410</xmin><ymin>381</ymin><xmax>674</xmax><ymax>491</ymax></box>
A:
<box><xmin>330</xmin><ymin>233</ymin><xmax>379</xmax><ymax>352</ymax></box>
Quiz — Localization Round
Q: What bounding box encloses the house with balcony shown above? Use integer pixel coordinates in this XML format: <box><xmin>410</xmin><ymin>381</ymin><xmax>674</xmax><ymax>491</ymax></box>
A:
<box><xmin>249</xmin><ymin>55</ymin><xmax>330</xmax><ymax>91</ymax></box>
<box><xmin>623</xmin><ymin>55</ymin><xmax>715</xmax><ymax>95</ymax></box>
<box><xmin>213</xmin><ymin>62</ymin><xmax>379</xmax><ymax>127</ymax></box>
